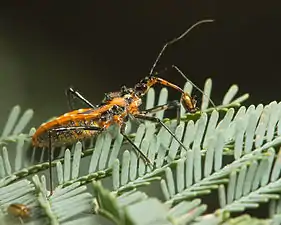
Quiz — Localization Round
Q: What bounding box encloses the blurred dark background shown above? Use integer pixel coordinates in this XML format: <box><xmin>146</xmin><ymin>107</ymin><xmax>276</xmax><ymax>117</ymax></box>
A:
<box><xmin>0</xmin><ymin>1</ymin><xmax>280</xmax><ymax>128</ymax></box>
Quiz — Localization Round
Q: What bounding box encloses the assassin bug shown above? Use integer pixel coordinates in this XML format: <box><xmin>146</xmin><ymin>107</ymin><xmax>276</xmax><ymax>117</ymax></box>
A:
<box><xmin>32</xmin><ymin>19</ymin><xmax>215</xmax><ymax>195</ymax></box>
<box><xmin>7</xmin><ymin>203</ymin><xmax>30</xmax><ymax>224</ymax></box>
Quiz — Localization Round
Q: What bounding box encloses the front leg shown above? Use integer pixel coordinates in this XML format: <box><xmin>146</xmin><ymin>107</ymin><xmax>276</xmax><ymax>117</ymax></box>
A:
<box><xmin>133</xmin><ymin>114</ymin><xmax>187</xmax><ymax>152</ymax></box>
<box><xmin>140</xmin><ymin>100</ymin><xmax>181</xmax><ymax>125</ymax></box>
<box><xmin>113</xmin><ymin>115</ymin><xmax>153</xmax><ymax>168</ymax></box>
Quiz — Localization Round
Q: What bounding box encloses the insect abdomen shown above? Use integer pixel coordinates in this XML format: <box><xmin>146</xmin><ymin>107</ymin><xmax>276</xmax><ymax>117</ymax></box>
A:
<box><xmin>32</xmin><ymin>116</ymin><xmax>100</xmax><ymax>148</ymax></box>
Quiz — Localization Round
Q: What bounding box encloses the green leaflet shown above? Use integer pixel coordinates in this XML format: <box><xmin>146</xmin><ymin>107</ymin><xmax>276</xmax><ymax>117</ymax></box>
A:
<box><xmin>4</xmin><ymin>77</ymin><xmax>281</xmax><ymax>225</ymax></box>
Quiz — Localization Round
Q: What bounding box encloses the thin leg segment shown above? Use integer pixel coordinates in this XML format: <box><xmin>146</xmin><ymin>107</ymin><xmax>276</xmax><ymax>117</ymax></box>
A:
<box><xmin>133</xmin><ymin>114</ymin><xmax>188</xmax><ymax>152</ymax></box>
<box><xmin>120</xmin><ymin>123</ymin><xmax>154</xmax><ymax>169</ymax></box>
<box><xmin>48</xmin><ymin>125</ymin><xmax>103</xmax><ymax>195</ymax></box>
<box><xmin>65</xmin><ymin>87</ymin><xmax>97</xmax><ymax>110</ymax></box>
<box><xmin>147</xmin><ymin>65</ymin><xmax>218</xmax><ymax>112</ymax></box>
<box><xmin>171</xmin><ymin>65</ymin><xmax>217</xmax><ymax>110</ymax></box>
<box><xmin>141</xmin><ymin>100</ymin><xmax>181</xmax><ymax>125</ymax></box>
<box><xmin>141</xmin><ymin>75</ymin><xmax>197</xmax><ymax>113</ymax></box>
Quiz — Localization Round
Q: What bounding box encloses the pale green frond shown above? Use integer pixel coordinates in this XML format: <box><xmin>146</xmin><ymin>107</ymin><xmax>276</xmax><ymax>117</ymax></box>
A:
<box><xmin>112</xmin><ymin>159</ymin><xmax>120</xmax><ymax>191</ymax></box>
<box><xmin>0</xmin><ymin>179</ymin><xmax>43</xmax><ymax>224</ymax></box>
<box><xmin>71</xmin><ymin>142</ymin><xmax>82</xmax><ymax>180</ymax></box>
<box><xmin>165</xmin><ymin>167</ymin><xmax>176</xmax><ymax>197</ymax></box>
<box><xmin>203</xmin><ymin>137</ymin><xmax>216</xmax><ymax>177</ymax></box>
<box><xmin>55</xmin><ymin>142</ymin><xmax>82</xmax><ymax>186</ymax></box>
<box><xmin>232</xmin><ymin>215</ymin><xmax>270</xmax><ymax>225</ymax></box>
<box><xmin>92</xmin><ymin>181</ymin><xmax>124</xmax><ymax>224</ymax></box>
<box><xmin>179</xmin><ymin>205</ymin><xmax>207</xmax><ymax>225</ymax></box>
<box><xmin>145</xmin><ymin>88</ymin><xmax>155</xmax><ymax>111</ymax></box>
<box><xmin>121</xmin><ymin>150</ymin><xmax>130</xmax><ymax>186</ymax></box>
<box><xmin>176</xmin><ymin>158</ymin><xmax>185</xmax><ymax>193</ymax></box>
<box><xmin>230</xmin><ymin>93</ymin><xmax>250</xmax><ymax>105</ymax></box>
<box><xmin>185</xmin><ymin>150</ymin><xmax>193</xmax><ymax>187</ymax></box>
<box><xmin>60</xmin><ymin>216</ymin><xmax>99</xmax><ymax>225</ymax></box>
<box><xmin>2</xmin><ymin>146</ymin><xmax>12</xmax><ymax>176</ymax></box>
<box><xmin>167</xmin><ymin>122</ymin><xmax>185</xmax><ymax>162</ymax></box>
<box><xmin>64</xmin><ymin>149</ymin><xmax>71</xmax><ymax>182</ymax></box>
<box><xmin>168</xmin><ymin>199</ymin><xmax>201</xmax><ymax>218</ymax></box>
<box><xmin>32</xmin><ymin>174</ymin><xmax>94</xmax><ymax>225</ymax></box>
<box><xmin>196</xmin><ymin>214</ymin><xmax>270</xmax><ymax>225</ymax></box>
<box><xmin>51</xmin><ymin>189</ymin><xmax>93</xmax><ymax>223</ymax></box>
<box><xmin>125</xmin><ymin>198</ymin><xmax>173</xmax><ymax>225</ymax></box>
<box><xmin>198</xmin><ymin>78</ymin><xmax>248</xmax><ymax>112</ymax></box>
<box><xmin>0</xmin><ymin>105</ymin><xmax>33</xmax><ymax>145</ymax></box>
<box><xmin>203</xmin><ymin>110</ymin><xmax>219</xmax><ymax>149</ymax></box>
<box><xmin>159</xmin><ymin>98</ymin><xmax>281</xmax><ymax>205</ymax></box>
<box><xmin>88</xmin><ymin>134</ymin><xmax>104</xmax><ymax>173</ymax></box>
<box><xmin>178</xmin><ymin>78</ymin><xmax>248</xmax><ymax>113</ymax></box>
<box><xmin>54</xmin><ymin>79</ymin><xmax>252</xmax><ymax>200</ymax></box>
<box><xmin>130</xmin><ymin>124</ymin><xmax>146</xmax><ymax>181</ymax></box>
<box><xmin>217</xmin><ymin>148</ymin><xmax>281</xmax><ymax>214</ymax></box>
<box><xmin>116</xmin><ymin>190</ymin><xmax>147</xmax><ymax>207</ymax></box>
<box><xmin>269</xmin><ymin>198</ymin><xmax>281</xmax><ymax>222</ymax></box>
<box><xmin>0</xmin><ymin>126</ymin><xmax>35</xmax><ymax>181</ymax></box>
<box><xmin>155</xmin><ymin>87</ymin><xmax>168</xmax><ymax>120</ymax></box>
<box><xmin>12</xmin><ymin>108</ymin><xmax>33</xmax><ymax>136</ymax></box>
<box><xmin>1</xmin><ymin>105</ymin><xmax>21</xmax><ymax>138</ymax></box>
<box><xmin>161</xmin><ymin>179</ymin><xmax>170</xmax><ymax>201</ymax></box>
<box><xmin>98</xmin><ymin>133</ymin><xmax>112</xmax><ymax>170</ymax></box>
<box><xmin>0</xmin><ymin>180</ymin><xmax>35</xmax><ymax>205</ymax></box>
<box><xmin>14</xmin><ymin>134</ymin><xmax>25</xmax><ymax>171</ymax></box>
<box><xmin>94</xmin><ymin>181</ymin><xmax>206</xmax><ymax>225</ymax></box>
<box><xmin>201</xmin><ymin>78</ymin><xmax>212</xmax><ymax>111</ymax></box>
<box><xmin>144</xmin><ymin>88</ymin><xmax>155</xmax><ymax>128</ymax></box>
<box><xmin>222</xmin><ymin>85</ymin><xmax>239</xmax><ymax>105</ymax></box>
<box><xmin>191</xmin><ymin>214</ymin><xmax>226</xmax><ymax>225</ymax></box>
<box><xmin>112</xmin><ymin>149</ymin><xmax>161</xmax><ymax>194</ymax></box>
<box><xmin>0</xmin><ymin>77</ymin><xmax>279</xmax><ymax>225</ymax></box>
<box><xmin>108</xmin><ymin>132</ymin><xmax>123</xmax><ymax>167</ymax></box>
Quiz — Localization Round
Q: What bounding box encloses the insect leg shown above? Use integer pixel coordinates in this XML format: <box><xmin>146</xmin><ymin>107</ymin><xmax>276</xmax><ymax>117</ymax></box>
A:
<box><xmin>119</xmin><ymin>123</ymin><xmax>154</xmax><ymax>169</ymax></box>
<box><xmin>171</xmin><ymin>65</ymin><xmax>217</xmax><ymax>110</ymax></box>
<box><xmin>141</xmin><ymin>100</ymin><xmax>181</xmax><ymax>125</ymax></box>
<box><xmin>48</xmin><ymin>126</ymin><xmax>104</xmax><ymax>195</ymax></box>
<box><xmin>139</xmin><ymin>75</ymin><xmax>198</xmax><ymax>113</ymax></box>
<box><xmin>148</xmin><ymin>66</ymin><xmax>217</xmax><ymax>112</ymax></box>
<box><xmin>48</xmin><ymin>130</ymin><xmax>53</xmax><ymax>195</ymax></box>
<box><xmin>65</xmin><ymin>87</ymin><xmax>97</xmax><ymax>110</ymax></box>
<box><xmin>133</xmin><ymin>114</ymin><xmax>188</xmax><ymax>152</ymax></box>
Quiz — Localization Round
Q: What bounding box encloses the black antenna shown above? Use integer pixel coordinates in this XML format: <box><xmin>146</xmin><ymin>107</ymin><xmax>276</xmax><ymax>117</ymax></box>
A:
<box><xmin>149</xmin><ymin>19</ymin><xmax>214</xmax><ymax>76</ymax></box>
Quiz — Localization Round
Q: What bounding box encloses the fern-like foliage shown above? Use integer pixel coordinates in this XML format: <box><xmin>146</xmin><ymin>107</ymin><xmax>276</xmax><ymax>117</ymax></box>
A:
<box><xmin>2</xmin><ymin>77</ymin><xmax>281</xmax><ymax>225</ymax></box>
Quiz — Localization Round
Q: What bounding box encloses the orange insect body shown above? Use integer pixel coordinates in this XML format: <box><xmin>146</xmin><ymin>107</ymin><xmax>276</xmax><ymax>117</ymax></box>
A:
<box><xmin>33</xmin><ymin>110</ymin><xmax>114</xmax><ymax>148</ymax></box>
<box><xmin>32</xmin><ymin>75</ymin><xmax>196</xmax><ymax>149</ymax></box>
<box><xmin>32</xmin><ymin>95</ymin><xmax>141</xmax><ymax>148</ymax></box>
<box><xmin>32</xmin><ymin>20</ymin><xmax>214</xmax><ymax>195</ymax></box>
<box><xmin>32</xmin><ymin>110</ymin><xmax>100</xmax><ymax>147</ymax></box>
